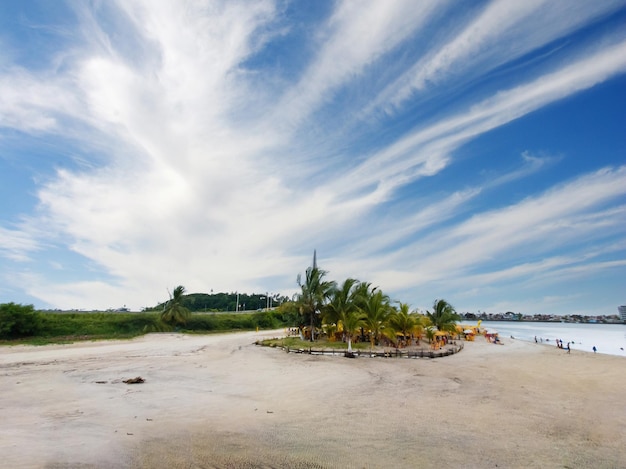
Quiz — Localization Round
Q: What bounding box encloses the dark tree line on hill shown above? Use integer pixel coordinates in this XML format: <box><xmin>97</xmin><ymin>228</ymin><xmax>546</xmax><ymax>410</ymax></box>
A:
<box><xmin>147</xmin><ymin>292</ymin><xmax>290</xmax><ymax>313</ymax></box>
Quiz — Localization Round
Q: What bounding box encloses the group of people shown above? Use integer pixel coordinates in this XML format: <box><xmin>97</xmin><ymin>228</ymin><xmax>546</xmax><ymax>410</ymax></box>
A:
<box><xmin>534</xmin><ymin>336</ymin><xmax>571</xmax><ymax>352</ymax></box>
<box><xmin>533</xmin><ymin>335</ymin><xmax>599</xmax><ymax>354</ymax></box>
<box><xmin>554</xmin><ymin>339</ymin><xmax>570</xmax><ymax>353</ymax></box>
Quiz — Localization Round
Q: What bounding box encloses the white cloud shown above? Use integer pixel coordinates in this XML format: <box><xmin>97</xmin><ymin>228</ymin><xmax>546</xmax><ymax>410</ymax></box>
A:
<box><xmin>0</xmin><ymin>226</ymin><xmax>39</xmax><ymax>261</ymax></box>
<box><xmin>370</xmin><ymin>0</ymin><xmax>626</xmax><ymax>114</ymax></box>
<box><xmin>365</xmin><ymin>166</ymin><xmax>626</xmax><ymax>291</ymax></box>
<box><xmin>0</xmin><ymin>68</ymin><xmax>81</xmax><ymax>132</ymax></box>
<box><xmin>272</xmin><ymin>0</ymin><xmax>445</xmax><ymax>127</ymax></box>
<box><xmin>329</xmin><ymin>39</ymin><xmax>626</xmax><ymax>203</ymax></box>
<box><xmin>0</xmin><ymin>0</ymin><xmax>624</xmax><ymax>313</ymax></box>
<box><xmin>419</xmin><ymin>166</ymin><xmax>626</xmax><ymax>267</ymax></box>
<box><xmin>17</xmin><ymin>273</ymin><xmax>136</xmax><ymax>311</ymax></box>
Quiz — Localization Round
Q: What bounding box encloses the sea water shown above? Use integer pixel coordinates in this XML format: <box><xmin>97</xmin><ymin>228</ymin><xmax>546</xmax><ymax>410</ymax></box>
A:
<box><xmin>478</xmin><ymin>321</ymin><xmax>626</xmax><ymax>357</ymax></box>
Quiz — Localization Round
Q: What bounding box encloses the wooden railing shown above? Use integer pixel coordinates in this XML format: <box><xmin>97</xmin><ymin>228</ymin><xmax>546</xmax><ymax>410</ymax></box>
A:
<box><xmin>275</xmin><ymin>342</ymin><xmax>464</xmax><ymax>358</ymax></box>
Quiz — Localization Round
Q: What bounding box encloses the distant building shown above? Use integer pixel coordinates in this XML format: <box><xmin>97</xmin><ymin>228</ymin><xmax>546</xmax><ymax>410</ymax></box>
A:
<box><xmin>619</xmin><ymin>305</ymin><xmax>626</xmax><ymax>322</ymax></box>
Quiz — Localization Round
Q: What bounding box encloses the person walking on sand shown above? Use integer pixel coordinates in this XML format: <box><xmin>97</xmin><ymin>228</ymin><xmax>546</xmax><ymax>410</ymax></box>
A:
<box><xmin>566</xmin><ymin>342</ymin><xmax>571</xmax><ymax>354</ymax></box>
<box><xmin>593</xmin><ymin>346</ymin><xmax>597</xmax><ymax>353</ymax></box>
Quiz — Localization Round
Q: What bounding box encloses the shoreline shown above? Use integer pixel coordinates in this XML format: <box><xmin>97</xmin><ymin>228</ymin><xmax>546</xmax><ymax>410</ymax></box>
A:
<box><xmin>479</xmin><ymin>320</ymin><xmax>626</xmax><ymax>357</ymax></box>
<box><xmin>1</xmin><ymin>331</ymin><xmax>624</xmax><ymax>468</ymax></box>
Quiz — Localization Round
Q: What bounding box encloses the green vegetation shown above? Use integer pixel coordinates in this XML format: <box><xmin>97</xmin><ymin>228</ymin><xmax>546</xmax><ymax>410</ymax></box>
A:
<box><xmin>160</xmin><ymin>285</ymin><xmax>191</xmax><ymax>327</ymax></box>
<box><xmin>361</xmin><ymin>288</ymin><xmax>393</xmax><ymax>350</ymax></box>
<box><xmin>0</xmin><ymin>311</ymin><xmax>159</xmax><ymax>345</ymax></box>
<box><xmin>146</xmin><ymin>291</ymin><xmax>290</xmax><ymax>312</ymax></box>
<box><xmin>390</xmin><ymin>303</ymin><xmax>424</xmax><ymax>343</ymax></box>
<box><xmin>0</xmin><ymin>306</ymin><xmax>298</xmax><ymax>345</ymax></box>
<box><xmin>295</xmin><ymin>266</ymin><xmax>336</xmax><ymax>341</ymax></box>
<box><xmin>323</xmin><ymin>278</ymin><xmax>362</xmax><ymax>352</ymax></box>
<box><xmin>0</xmin><ymin>303</ymin><xmax>42</xmax><ymax>339</ymax></box>
<box><xmin>258</xmin><ymin>336</ymin><xmax>371</xmax><ymax>351</ymax></box>
<box><xmin>287</xmin><ymin>260</ymin><xmax>461</xmax><ymax>351</ymax></box>
<box><xmin>1</xmin><ymin>260</ymin><xmax>460</xmax><ymax>348</ymax></box>
<box><xmin>183</xmin><ymin>310</ymin><xmax>297</xmax><ymax>332</ymax></box>
<box><xmin>426</xmin><ymin>299</ymin><xmax>461</xmax><ymax>333</ymax></box>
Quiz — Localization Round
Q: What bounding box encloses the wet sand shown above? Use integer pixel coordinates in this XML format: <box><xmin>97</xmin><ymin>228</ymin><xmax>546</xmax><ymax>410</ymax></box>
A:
<box><xmin>1</xmin><ymin>331</ymin><xmax>624</xmax><ymax>468</ymax></box>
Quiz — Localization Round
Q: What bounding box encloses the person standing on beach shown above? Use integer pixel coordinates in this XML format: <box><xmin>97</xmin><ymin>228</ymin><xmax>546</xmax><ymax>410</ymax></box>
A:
<box><xmin>566</xmin><ymin>342</ymin><xmax>571</xmax><ymax>354</ymax></box>
<box><xmin>593</xmin><ymin>346</ymin><xmax>597</xmax><ymax>353</ymax></box>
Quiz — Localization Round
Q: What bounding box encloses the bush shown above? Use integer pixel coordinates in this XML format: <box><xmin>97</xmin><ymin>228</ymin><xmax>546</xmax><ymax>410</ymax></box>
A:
<box><xmin>184</xmin><ymin>314</ymin><xmax>218</xmax><ymax>331</ymax></box>
<box><xmin>0</xmin><ymin>306</ymin><xmax>299</xmax><ymax>343</ymax></box>
<box><xmin>38</xmin><ymin>312</ymin><xmax>159</xmax><ymax>337</ymax></box>
<box><xmin>0</xmin><ymin>303</ymin><xmax>41</xmax><ymax>339</ymax></box>
<box><xmin>184</xmin><ymin>314</ymin><xmax>255</xmax><ymax>331</ymax></box>
<box><xmin>183</xmin><ymin>311</ymin><xmax>297</xmax><ymax>332</ymax></box>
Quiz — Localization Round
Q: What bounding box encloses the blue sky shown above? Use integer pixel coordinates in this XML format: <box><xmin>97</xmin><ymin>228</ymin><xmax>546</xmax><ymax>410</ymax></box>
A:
<box><xmin>1</xmin><ymin>0</ymin><xmax>625</xmax><ymax>315</ymax></box>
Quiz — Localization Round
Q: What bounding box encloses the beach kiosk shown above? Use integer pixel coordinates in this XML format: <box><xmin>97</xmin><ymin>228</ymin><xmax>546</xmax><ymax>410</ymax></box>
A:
<box><xmin>432</xmin><ymin>330</ymin><xmax>450</xmax><ymax>350</ymax></box>
<box><xmin>459</xmin><ymin>324</ymin><xmax>478</xmax><ymax>341</ymax></box>
<box><xmin>463</xmin><ymin>329</ymin><xmax>476</xmax><ymax>341</ymax></box>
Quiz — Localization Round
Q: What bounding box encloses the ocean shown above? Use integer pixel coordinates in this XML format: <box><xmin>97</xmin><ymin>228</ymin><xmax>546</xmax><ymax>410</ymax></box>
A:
<box><xmin>477</xmin><ymin>321</ymin><xmax>626</xmax><ymax>357</ymax></box>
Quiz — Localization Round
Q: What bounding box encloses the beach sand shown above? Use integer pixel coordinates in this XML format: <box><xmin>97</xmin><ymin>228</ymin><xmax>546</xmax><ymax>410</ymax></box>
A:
<box><xmin>1</xmin><ymin>331</ymin><xmax>624</xmax><ymax>468</ymax></box>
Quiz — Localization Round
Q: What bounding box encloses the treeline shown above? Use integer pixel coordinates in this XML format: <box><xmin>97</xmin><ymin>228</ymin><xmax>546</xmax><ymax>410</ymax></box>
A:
<box><xmin>146</xmin><ymin>292</ymin><xmax>290</xmax><ymax>312</ymax></box>
<box><xmin>0</xmin><ymin>302</ymin><xmax>298</xmax><ymax>343</ymax></box>
<box><xmin>284</xmin><ymin>265</ymin><xmax>461</xmax><ymax>351</ymax></box>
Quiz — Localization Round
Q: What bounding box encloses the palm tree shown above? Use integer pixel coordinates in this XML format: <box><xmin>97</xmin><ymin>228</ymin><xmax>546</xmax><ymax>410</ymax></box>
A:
<box><xmin>360</xmin><ymin>289</ymin><xmax>392</xmax><ymax>351</ymax></box>
<box><xmin>425</xmin><ymin>326</ymin><xmax>436</xmax><ymax>344</ymax></box>
<box><xmin>323</xmin><ymin>322</ymin><xmax>338</xmax><ymax>340</ymax></box>
<box><xmin>426</xmin><ymin>299</ymin><xmax>460</xmax><ymax>333</ymax></box>
<box><xmin>351</xmin><ymin>281</ymin><xmax>372</xmax><ymax>341</ymax></box>
<box><xmin>323</xmin><ymin>279</ymin><xmax>358</xmax><ymax>333</ymax></box>
<box><xmin>296</xmin><ymin>266</ymin><xmax>336</xmax><ymax>341</ymax></box>
<box><xmin>323</xmin><ymin>278</ymin><xmax>363</xmax><ymax>351</ymax></box>
<box><xmin>161</xmin><ymin>285</ymin><xmax>191</xmax><ymax>327</ymax></box>
<box><xmin>341</xmin><ymin>309</ymin><xmax>364</xmax><ymax>353</ymax></box>
<box><xmin>389</xmin><ymin>303</ymin><xmax>423</xmax><ymax>346</ymax></box>
<box><xmin>353</xmin><ymin>281</ymin><xmax>373</xmax><ymax>307</ymax></box>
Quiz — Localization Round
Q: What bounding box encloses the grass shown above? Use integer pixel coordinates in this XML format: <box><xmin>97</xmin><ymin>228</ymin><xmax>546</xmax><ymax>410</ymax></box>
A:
<box><xmin>0</xmin><ymin>310</ymin><xmax>297</xmax><ymax>346</ymax></box>
<box><xmin>258</xmin><ymin>336</ymin><xmax>372</xmax><ymax>350</ymax></box>
<box><xmin>0</xmin><ymin>334</ymin><xmax>141</xmax><ymax>346</ymax></box>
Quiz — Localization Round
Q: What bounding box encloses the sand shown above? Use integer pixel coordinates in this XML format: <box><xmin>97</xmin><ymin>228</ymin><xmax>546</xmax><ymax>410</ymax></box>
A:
<box><xmin>1</xmin><ymin>331</ymin><xmax>625</xmax><ymax>468</ymax></box>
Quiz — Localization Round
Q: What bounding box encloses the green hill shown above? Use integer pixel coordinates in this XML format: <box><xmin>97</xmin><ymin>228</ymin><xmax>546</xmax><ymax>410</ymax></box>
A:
<box><xmin>147</xmin><ymin>292</ymin><xmax>290</xmax><ymax>312</ymax></box>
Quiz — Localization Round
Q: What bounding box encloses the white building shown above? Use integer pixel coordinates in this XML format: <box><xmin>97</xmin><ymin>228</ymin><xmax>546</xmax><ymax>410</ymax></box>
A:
<box><xmin>619</xmin><ymin>305</ymin><xmax>626</xmax><ymax>322</ymax></box>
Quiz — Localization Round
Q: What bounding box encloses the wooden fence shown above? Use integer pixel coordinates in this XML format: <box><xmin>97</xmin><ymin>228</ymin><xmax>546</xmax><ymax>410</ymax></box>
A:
<box><xmin>280</xmin><ymin>342</ymin><xmax>463</xmax><ymax>359</ymax></box>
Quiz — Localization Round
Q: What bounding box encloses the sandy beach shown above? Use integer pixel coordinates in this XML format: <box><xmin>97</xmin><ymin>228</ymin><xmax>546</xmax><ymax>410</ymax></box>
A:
<box><xmin>1</xmin><ymin>331</ymin><xmax>624</xmax><ymax>468</ymax></box>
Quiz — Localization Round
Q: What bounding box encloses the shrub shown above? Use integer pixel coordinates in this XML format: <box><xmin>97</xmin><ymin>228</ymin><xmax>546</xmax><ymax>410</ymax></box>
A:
<box><xmin>0</xmin><ymin>303</ymin><xmax>42</xmax><ymax>339</ymax></box>
<box><xmin>252</xmin><ymin>311</ymin><xmax>277</xmax><ymax>329</ymax></box>
<box><xmin>37</xmin><ymin>312</ymin><xmax>159</xmax><ymax>337</ymax></box>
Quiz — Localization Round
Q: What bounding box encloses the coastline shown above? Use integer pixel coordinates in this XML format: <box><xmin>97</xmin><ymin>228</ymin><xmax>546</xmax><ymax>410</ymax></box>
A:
<box><xmin>1</xmin><ymin>331</ymin><xmax>624</xmax><ymax>468</ymax></box>
<box><xmin>480</xmin><ymin>320</ymin><xmax>626</xmax><ymax>357</ymax></box>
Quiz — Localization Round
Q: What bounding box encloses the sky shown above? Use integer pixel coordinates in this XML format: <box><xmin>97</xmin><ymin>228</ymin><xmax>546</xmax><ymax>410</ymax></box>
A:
<box><xmin>1</xmin><ymin>0</ymin><xmax>625</xmax><ymax>315</ymax></box>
